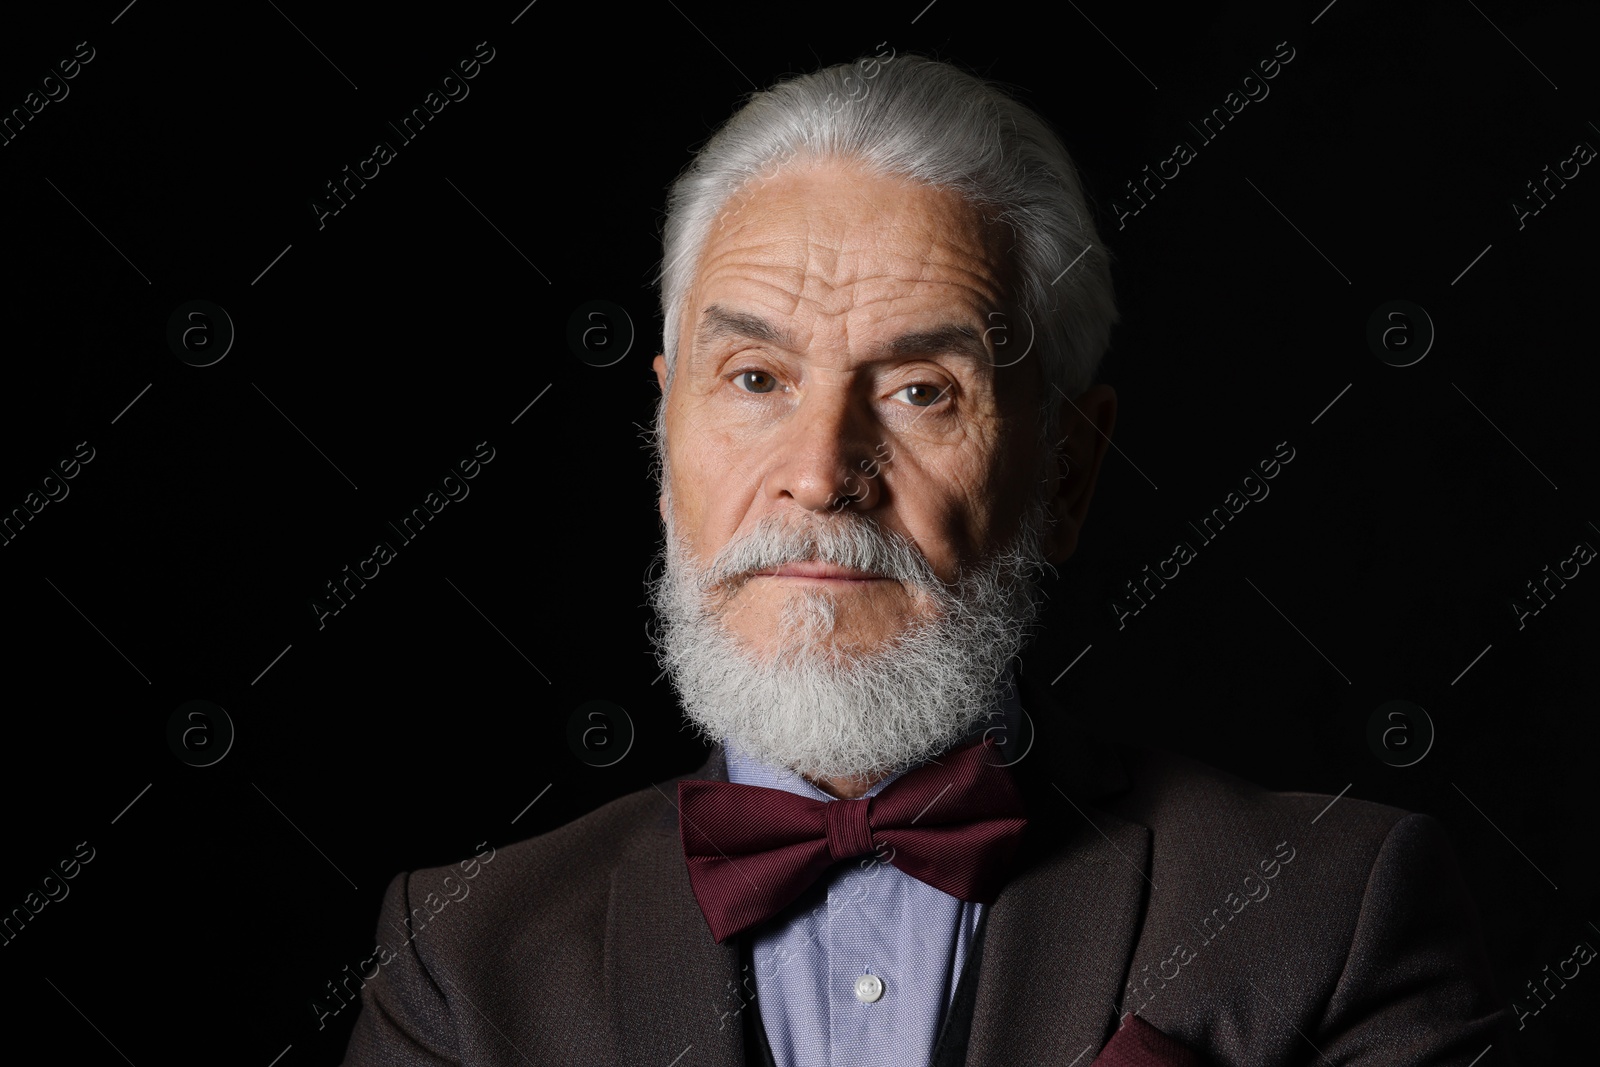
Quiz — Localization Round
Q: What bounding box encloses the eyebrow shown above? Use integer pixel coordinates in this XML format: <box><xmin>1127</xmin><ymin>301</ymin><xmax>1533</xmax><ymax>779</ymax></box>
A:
<box><xmin>694</xmin><ymin>304</ymin><xmax>991</xmax><ymax>365</ymax></box>
<box><xmin>696</xmin><ymin>305</ymin><xmax>797</xmax><ymax>353</ymax></box>
<box><xmin>884</xmin><ymin>323</ymin><xmax>988</xmax><ymax>364</ymax></box>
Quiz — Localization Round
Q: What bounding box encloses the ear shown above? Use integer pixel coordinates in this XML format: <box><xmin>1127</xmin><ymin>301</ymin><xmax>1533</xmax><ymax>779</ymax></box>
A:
<box><xmin>1043</xmin><ymin>384</ymin><xmax>1116</xmax><ymax>563</ymax></box>
<box><xmin>652</xmin><ymin>354</ymin><xmax>669</xmax><ymax>524</ymax></box>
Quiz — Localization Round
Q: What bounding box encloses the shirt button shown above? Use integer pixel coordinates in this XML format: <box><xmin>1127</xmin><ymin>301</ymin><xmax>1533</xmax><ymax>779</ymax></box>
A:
<box><xmin>854</xmin><ymin>973</ymin><xmax>885</xmax><ymax>1003</ymax></box>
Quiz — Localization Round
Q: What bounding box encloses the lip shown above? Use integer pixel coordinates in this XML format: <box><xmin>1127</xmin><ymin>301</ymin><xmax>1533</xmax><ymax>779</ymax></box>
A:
<box><xmin>751</xmin><ymin>562</ymin><xmax>890</xmax><ymax>581</ymax></box>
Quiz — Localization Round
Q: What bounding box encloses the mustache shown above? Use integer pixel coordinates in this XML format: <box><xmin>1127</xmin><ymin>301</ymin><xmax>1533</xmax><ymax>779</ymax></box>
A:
<box><xmin>693</xmin><ymin>513</ymin><xmax>942</xmax><ymax>592</ymax></box>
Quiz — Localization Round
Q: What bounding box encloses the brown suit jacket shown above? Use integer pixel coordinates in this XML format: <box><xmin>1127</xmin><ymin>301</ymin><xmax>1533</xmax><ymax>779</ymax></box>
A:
<box><xmin>339</xmin><ymin>665</ymin><xmax>1517</xmax><ymax>1065</ymax></box>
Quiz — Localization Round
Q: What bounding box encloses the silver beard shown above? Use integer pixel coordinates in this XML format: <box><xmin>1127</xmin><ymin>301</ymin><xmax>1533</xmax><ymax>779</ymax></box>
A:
<box><xmin>644</xmin><ymin>451</ymin><xmax>1056</xmax><ymax>784</ymax></box>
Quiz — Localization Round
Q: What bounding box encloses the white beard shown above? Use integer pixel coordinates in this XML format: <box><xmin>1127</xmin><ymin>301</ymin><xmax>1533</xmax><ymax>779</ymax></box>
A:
<box><xmin>645</xmin><ymin>470</ymin><xmax>1055</xmax><ymax>784</ymax></box>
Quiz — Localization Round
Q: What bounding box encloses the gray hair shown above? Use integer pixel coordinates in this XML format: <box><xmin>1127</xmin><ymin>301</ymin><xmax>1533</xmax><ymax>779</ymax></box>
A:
<box><xmin>654</xmin><ymin>52</ymin><xmax>1119</xmax><ymax>447</ymax></box>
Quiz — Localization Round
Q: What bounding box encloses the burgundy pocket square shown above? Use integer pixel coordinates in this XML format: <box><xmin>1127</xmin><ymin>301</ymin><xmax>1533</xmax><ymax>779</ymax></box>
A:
<box><xmin>1088</xmin><ymin>1014</ymin><xmax>1209</xmax><ymax>1067</ymax></box>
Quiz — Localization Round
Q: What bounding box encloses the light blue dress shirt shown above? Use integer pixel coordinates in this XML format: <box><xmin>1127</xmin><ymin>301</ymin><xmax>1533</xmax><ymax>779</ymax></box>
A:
<box><xmin>722</xmin><ymin>676</ymin><xmax>1025</xmax><ymax>1067</ymax></box>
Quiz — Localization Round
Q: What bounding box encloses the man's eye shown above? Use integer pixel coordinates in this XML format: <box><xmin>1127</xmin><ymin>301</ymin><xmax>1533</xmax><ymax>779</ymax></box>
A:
<box><xmin>735</xmin><ymin>370</ymin><xmax>778</xmax><ymax>394</ymax></box>
<box><xmin>895</xmin><ymin>383</ymin><xmax>946</xmax><ymax>407</ymax></box>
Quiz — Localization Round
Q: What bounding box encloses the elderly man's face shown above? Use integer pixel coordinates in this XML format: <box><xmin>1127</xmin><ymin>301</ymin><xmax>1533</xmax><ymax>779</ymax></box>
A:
<box><xmin>652</xmin><ymin>159</ymin><xmax>1098</xmax><ymax>661</ymax></box>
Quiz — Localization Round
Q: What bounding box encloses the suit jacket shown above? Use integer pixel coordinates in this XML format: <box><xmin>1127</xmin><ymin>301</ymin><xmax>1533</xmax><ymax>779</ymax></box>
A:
<box><xmin>339</xmin><ymin>665</ymin><xmax>1518</xmax><ymax>1066</ymax></box>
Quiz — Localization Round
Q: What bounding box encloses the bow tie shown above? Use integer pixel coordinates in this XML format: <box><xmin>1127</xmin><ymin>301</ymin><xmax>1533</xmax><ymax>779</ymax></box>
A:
<box><xmin>678</xmin><ymin>736</ymin><xmax>1028</xmax><ymax>943</ymax></box>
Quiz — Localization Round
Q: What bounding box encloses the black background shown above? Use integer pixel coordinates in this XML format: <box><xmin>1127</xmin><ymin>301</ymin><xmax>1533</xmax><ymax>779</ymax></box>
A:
<box><xmin>1</xmin><ymin>0</ymin><xmax>1595</xmax><ymax>1062</ymax></box>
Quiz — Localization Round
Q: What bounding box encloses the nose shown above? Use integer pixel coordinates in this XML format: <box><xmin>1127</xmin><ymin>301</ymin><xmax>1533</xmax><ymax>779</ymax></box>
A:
<box><xmin>764</xmin><ymin>383</ymin><xmax>885</xmax><ymax>514</ymax></box>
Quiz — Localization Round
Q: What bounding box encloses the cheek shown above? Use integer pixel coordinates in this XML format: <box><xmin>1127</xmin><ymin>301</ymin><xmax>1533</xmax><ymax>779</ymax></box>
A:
<box><xmin>939</xmin><ymin>451</ymin><xmax>1003</xmax><ymax>535</ymax></box>
<box><xmin>892</xmin><ymin>464</ymin><xmax>987</xmax><ymax>577</ymax></box>
<box><xmin>959</xmin><ymin>492</ymin><xmax>1003</xmax><ymax>561</ymax></box>
<box><xmin>981</xmin><ymin>437</ymin><xmax>1043</xmax><ymax>526</ymax></box>
<box><xmin>667</xmin><ymin>437</ymin><xmax>750</xmax><ymax>558</ymax></box>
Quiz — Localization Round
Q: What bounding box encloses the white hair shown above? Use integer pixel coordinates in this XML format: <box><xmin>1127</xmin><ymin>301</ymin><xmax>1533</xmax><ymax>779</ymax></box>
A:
<box><xmin>654</xmin><ymin>52</ymin><xmax>1119</xmax><ymax>444</ymax></box>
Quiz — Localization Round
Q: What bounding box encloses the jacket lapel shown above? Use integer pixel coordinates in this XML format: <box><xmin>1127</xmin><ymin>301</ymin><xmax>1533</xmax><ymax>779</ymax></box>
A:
<box><xmin>607</xmin><ymin>747</ymin><xmax>748</xmax><ymax>1067</ymax></box>
<box><xmin>962</xmin><ymin>666</ymin><xmax>1151</xmax><ymax>1067</ymax></box>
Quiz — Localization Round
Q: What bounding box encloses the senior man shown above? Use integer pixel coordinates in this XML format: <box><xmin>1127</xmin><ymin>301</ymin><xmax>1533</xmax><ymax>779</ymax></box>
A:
<box><xmin>340</xmin><ymin>54</ymin><xmax>1513</xmax><ymax>1067</ymax></box>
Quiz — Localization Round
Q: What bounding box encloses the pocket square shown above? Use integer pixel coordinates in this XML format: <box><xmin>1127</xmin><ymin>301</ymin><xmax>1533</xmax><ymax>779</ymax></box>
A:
<box><xmin>1088</xmin><ymin>1013</ymin><xmax>1208</xmax><ymax>1067</ymax></box>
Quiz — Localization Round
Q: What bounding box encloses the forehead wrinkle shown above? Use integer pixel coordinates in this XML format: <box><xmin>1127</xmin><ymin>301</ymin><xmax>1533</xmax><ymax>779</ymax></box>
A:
<box><xmin>709</xmin><ymin>177</ymin><xmax>1000</xmax><ymax>281</ymax></box>
<box><xmin>777</xmin><ymin>185</ymin><xmax>995</xmax><ymax>292</ymax></box>
<box><xmin>795</xmin><ymin>250</ymin><xmax>1006</xmax><ymax>323</ymax></box>
<box><xmin>689</xmin><ymin>167</ymin><xmax>1017</xmax><ymax>370</ymax></box>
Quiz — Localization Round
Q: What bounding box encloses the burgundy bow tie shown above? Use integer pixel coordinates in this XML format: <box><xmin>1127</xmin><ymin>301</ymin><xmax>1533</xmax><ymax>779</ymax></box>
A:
<box><xmin>678</xmin><ymin>736</ymin><xmax>1028</xmax><ymax>943</ymax></box>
